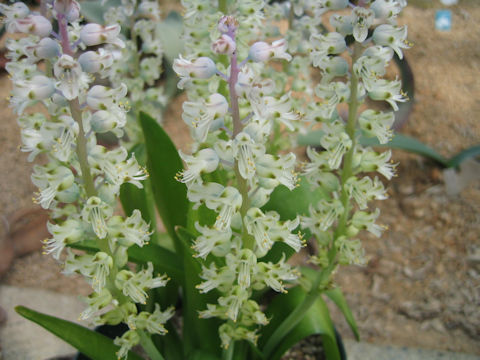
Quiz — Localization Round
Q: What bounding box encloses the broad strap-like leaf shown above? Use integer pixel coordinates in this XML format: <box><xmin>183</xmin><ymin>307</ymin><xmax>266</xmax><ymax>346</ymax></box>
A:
<box><xmin>176</xmin><ymin>227</ymin><xmax>222</xmax><ymax>357</ymax></box>
<box><xmin>447</xmin><ymin>145</ymin><xmax>480</xmax><ymax>168</ymax></box>
<box><xmin>259</xmin><ymin>287</ymin><xmax>341</xmax><ymax>360</ymax></box>
<box><xmin>325</xmin><ymin>287</ymin><xmax>360</xmax><ymax>341</ymax></box>
<box><xmin>140</xmin><ymin>112</ymin><xmax>189</xmax><ymax>254</ymax></box>
<box><xmin>15</xmin><ymin>306</ymin><xmax>143</xmax><ymax>360</ymax></box>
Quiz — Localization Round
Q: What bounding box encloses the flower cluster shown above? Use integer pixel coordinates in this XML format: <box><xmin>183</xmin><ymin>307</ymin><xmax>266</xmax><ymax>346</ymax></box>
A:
<box><xmin>174</xmin><ymin>15</ymin><xmax>303</xmax><ymax>348</ymax></box>
<box><xmin>301</xmin><ymin>0</ymin><xmax>409</xmax><ymax>270</ymax></box>
<box><xmin>97</xmin><ymin>0</ymin><xmax>168</xmax><ymax>141</ymax></box>
<box><xmin>1</xmin><ymin>1</ymin><xmax>172</xmax><ymax>357</ymax></box>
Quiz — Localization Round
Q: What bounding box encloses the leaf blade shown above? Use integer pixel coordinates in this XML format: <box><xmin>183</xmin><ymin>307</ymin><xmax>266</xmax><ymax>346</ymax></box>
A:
<box><xmin>15</xmin><ymin>306</ymin><xmax>143</xmax><ymax>360</ymax></box>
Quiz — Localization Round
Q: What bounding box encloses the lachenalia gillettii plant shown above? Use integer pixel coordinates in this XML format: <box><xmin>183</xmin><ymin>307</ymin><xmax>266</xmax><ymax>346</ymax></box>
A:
<box><xmin>261</xmin><ymin>0</ymin><xmax>411</xmax><ymax>356</ymax></box>
<box><xmin>1</xmin><ymin>1</ymin><xmax>173</xmax><ymax>358</ymax></box>
<box><xmin>173</xmin><ymin>15</ymin><xmax>305</xmax><ymax>355</ymax></box>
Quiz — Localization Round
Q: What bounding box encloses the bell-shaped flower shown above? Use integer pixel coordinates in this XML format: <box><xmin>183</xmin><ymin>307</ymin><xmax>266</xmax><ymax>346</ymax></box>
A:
<box><xmin>54</xmin><ymin>55</ymin><xmax>90</xmax><ymax>100</ymax></box>
<box><xmin>263</xmin><ymin>93</ymin><xmax>300</xmax><ymax>131</ymax></box>
<box><xmin>302</xmin><ymin>199</ymin><xmax>344</xmax><ymax>234</ymax></box>
<box><xmin>64</xmin><ymin>251</ymin><xmax>113</xmax><ymax>292</ymax></box>
<box><xmin>80</xmin><ymin>23</ymin><xmax>125</xmax><ymax>48</ymax></box>
<box><xmin>81</xmin><ymin>196</ymin><xmax>114</xmax><ymax>239</ymax></box>
<box><xmin>330</xmin><ymin>14</ymin><xmax>354</xmax><ymax>37</ymax></box>
<box><xmin>357</xmin><ymin>149</ymin><xmax>396</xmax><ymax>179</ymax></box>
<box><xmin>269</xmin><ymin>216</ymin><xmax>305</xmax><ymax>253</ymax></box>
<box><xmin>236</xmin><ymin>249</ymin><xmax>257</xmax><ymax>290</ymax></box>
<box><xmin>113</xmin><ymin>330</ymin><xmax>140</xmax><ymax>360</ymax></box>
<box><xmin>256</xmin><ymin>153</ymin><xmax>298</xmax><ymax>190</ymax></box>
<box><xmin>320</xmin><ymin>120</ymin><xmax>352</xmax><ymax>169</ymax></box>
<box><xmin>235</xmin><ymin>66</ymin><xmax>275</xmax><ymax>118</ymax></box>
<box><xmin>78</xmin><ymin>49</ymin><xmax>114</xmax><ymax>78</ymax></box>
<box><xmin>8</xmin><ymin>15</ymin><xmax>52</xmax><ymax>38</ymax></box>
<box><xmin>25</xmin><ymin>38</ymin><xmax>61</xmax><ymax>63</ymax></box>
<box><xmin>31</xmin><ymin>164</ymin><xmax>75</xmax><ymax>209</ymax></box>
<box><xmin>358</xmin><ymin>109</ymin><xmax>394</xmax><ymax>144</ymax></box>
<box><xmin>176</xmin><ymin>148</ymin><xmax>219</xmax><ymax>184</ymax></box>
<box><xmin>314</xmin><ymin>82</ymin><xmax>350</xmax><ymax>121</ymax></box>
<box><xmin>127</xmin><ymin>304</ymin><xmax>174</xmax><ymax>336</ymax></box>
<box><xmin>345</xmin><ymin>176</ymin><xmax>387</xmax><ymax>209</ymax></box>
<box><xmin>183</xmin><ymin>93</ymin><xmax>229</xmax><ymax>142</ymax></box>
<box><xmin>336</xmin><ymin>237</ymin><xmax>367</xmax><ymax>266</ymax></box>
<box><xmin>212</xmin><ymin>34</ymin><xmax>236</xmax><ymax>55</ymax></box>
<box><xmin>371</xmin><ymin>0</ymin><xmax>406</xmax><ymax>22</ymax></box>
<box><xmin>137</xmin><ymin>0</ymin><xmax>162</xmax><ymax>21</ymax></box>
<box><xmin>0</xmin><ymin>3</ymin><xmax>30</xmax><ymax>26</ymax></box>
<box><xmin>197</xmin><ymin>263</ymin><xmax>236</xmax><ymax>294</ymax></box>
<box><xmin>364</xmin><ymin>77</ymin><xmax>408</xmax><ymax>111</ymax></box>
<box><xmin>219</xmin><ymin>286</ymin><xmax>249</xmax><ymax>322</ymax></box>
<box><xmin>244</xmin><ymin>208</ymin><xmax>278</xmax><ymax>257</ymax></box>
<box><xmin>115</xmin><ymin>263</ymin><xmax>168</xmax><ymax>304</ymax></box>
<box><xmin>44</xmin><ymin>219</ymin><xmax>84</xmax><ymax>259</ymax></box>
<box><xmin>351</xmin><ymin>208</ymin><xmax>384</xmax><ymax>237</ymax></box>
<box><xmin>233</xmin><ymin>132</ymin><xmax>265</xmax><ymax>182</ymax></box>
<box><xmin>87</xmin><ymin>83</ymin><xmax>128</xmax><ymax>110</ymax></box>
<box><xmin>310</xmin><ymin>32</ymin><xmax>347</xmax><ymax>60</ymax></box>
<box><xmin>108</xmin><ymin>210</ymin><xmax>152</xmax><ymax>247</ymax></box>
<box><xmin>173</xmin><ymin>55</ymin><xmax>216</xmax><ymax>89</ymax></box>
<box><xmin>193</xmin><ymin>223</ymin><xmax>232</xmax><ymax>259</ymax></box>
<box><xmin>255</xmin><ymin>256</ymin><xmax>299</xmax><ymax>293</ymax></box>
<box><xmin>241</xmin><ymin>300</ymin><xmax>268</xmax><ymax>327</ymax></box>
<box><xmin>9</xmin><ymin>75</ymin><xmax>55</xmax><ymax>114</ymax></box>
<box><xmin>218</xmin><ymin>323</ymin><xmax>258</xmax><ymax>349</ymax></box>
<box><xmin>209</xmin><ymin>186</ymin><xmax>243</xmax><ymax>231</ymax></box>
<box><xmin>352</xmin><ymin>7</ymin><xmax>375</xmax><ymax>43</ymax></box>
<box><xmin>80</xmin><ymin>288</ymin><xmax>112</xmax><ymax>320</ymax></box>
<box><xmin>315</xmin><ymin>56</ymin><xmax>349</xmax><ymax>84</ymax></box>
<box><xmin>313</xmin><ymin>0</ymin><xmax>349</xmax><ymax>16</ymax></box>
<box><xmin>248</xmin><ymin>39</ymin><xmax>292</xmax><ymax>62</ymax></box>
<box><xmin>372</xmin><ymin>24</ymin><xmax>411</xmax><ymax>59</ymax></box>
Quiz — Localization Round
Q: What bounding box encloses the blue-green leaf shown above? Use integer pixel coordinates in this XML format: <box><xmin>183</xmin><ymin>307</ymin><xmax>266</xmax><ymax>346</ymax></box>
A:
<box><xmin>447</xmin><ymin>145</ymin><xmax>480</xmax><ymax>168</ymax></box>
<box><xmin>15</xmin><ymin>306</ymin><xmax>143</xmax><ymax>360</ymax></box>
<box><xmin>140</xmin><ymin>112</ymin><xmax>189</xmax><ymax>254</ymax></box>
<box><xmin>325</xmin><ymin>287</ymin><xmax>359</xmax><ymax>341</ymax></box>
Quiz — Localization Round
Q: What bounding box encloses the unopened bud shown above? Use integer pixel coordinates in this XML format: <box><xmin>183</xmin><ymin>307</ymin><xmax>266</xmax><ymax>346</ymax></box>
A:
<box><xmin>8</xmin><ymin>15</ymin><xmax>52</xmax><ymax>38</ymax></box>
<box><xmin>54</xmin><ymin>0</ymin><xmax>80</xmax><ymax>22</ymax></box>
<box><xmin>211</xmin><ymin>34</ymin><xmax>236</xmax><ymax>55</ymax></box>
<box><xmin>248</xmin><ymin>39</ymin><xmax>292</xmax><ymax>62</ymax></box>
<box><xmin>80</xmin><ymin>23</ymin><xmax>125</xmax><ymax>48</ymax></box>
<box><xmin>218</xmin><ymin>15</ymin><xmax>238</xmax><ymax>34</ymax></box>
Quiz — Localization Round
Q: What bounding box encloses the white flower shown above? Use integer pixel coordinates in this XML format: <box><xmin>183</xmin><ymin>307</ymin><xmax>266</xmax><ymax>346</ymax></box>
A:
<box><xmin>31</xmin><ymin>165</ymin><xmax>75</xmax><ymax>209</ymax></box>
<box><xmin>345</xmin><ymin>176</ymin><xmax>387</xmax><ymax>209</ymax></box>
<box><xmin>25</xmin><ymin>37</ymin><xmax>61</xmax><ymax>63</ymax></box>
<box><xmin>182</xmin><ymin>93</ymin><xmax>229</xmax><ymax>142</ymax></box>
<box><xmin>352</xmin><ymin>7</ymin><xmax>375</xmax><ymax>43</ymax></box>
<box><xmin>114</xmin><ymin>330</ymin><xmax>139</xmax><ymax>360</ymax></box>
<box><xmin>0</xmin><ymin>3</ymin><xmax>30</xmax><ymax>26</ymax></box>
<box><xmin>358</xmin><ymin>109</ymin><xmax>395</xmax><ymax>144</ymax></box>
<box><xmin>176</xmin><ymin>148</ymin><xmax>219</xmax><ymax>184</ymax></box>
<box><xmin>372</xmin><ymin>24</ymin><xmax>410</xmax><ymax>59</ymax></box>
<box><xmin>54</xmin><ymin>0</ymin><xmax>81</xmax><ymax>22</ymax></box>
<box><xmin>80</xmin><ymin>23</ymin><xmax>125</xmax><ymax>48</ymax></box>
<box><xmin>364</xmin><ymin>77</ymin><xmax>408</xmax><ymax>111</ymax></box>
<box><xmin>193</xmin><ymin>223</ymin><xmax>232</xmax><ymax>259</ymax></box>
<box><xmin>54</xmin><ymin>55</ymin><xmax>90</xmax><ymax>100</ymax></box>
<box><xmin>108</xmin><ymin>210</ymin><xmax>152</xmax><ymax>247</ymax></box>
<box><xmin>44</xmin><ymin>219</ymin><xmax>84</xmax><ymax>259</ymax></box>
<box><xmin>9</xmin><ymin>75</ymin><xmax>55</xmax><ymax>114</ymax></box>
<box><xmin>8</xmin><ymin>15</ymin><xmax>52</xmax><ymax>38</ymax></box>
<box><xmin>371</xmin><ymin>0</ymin><xmax>406</xmax><ymax>22</ymax></box>
<box><xmin>81</xmin><ymin>197</ymin><xmax>114</xmax><ymax>239</ymax></box>
<box><xmin>320</xmin><ymin>120</ymin><xmax>352</xmax><ymax>169</ymax></box>
<box><xmin>78</xmin><ymin>49</ymin><xmax>114</xmax><ymax>78</ymax></box>
<box><xmin>173</xmin><ymin>55</ymin><xmax>216</xmax><ymax>89</ymax></box>
<box><xmin>248</xmin><ymin>39</ymin><xmax>292</xmax><ymax>62</ymax></box>
<box><xmin>115</xmin><ymin>263</ymin><xmax>168</xmax><ymax>304</ymax></box>
<box><xmin>351</xmin><ymin>208</ymin><xmax>384</xmax><ymax>237</ymax></box>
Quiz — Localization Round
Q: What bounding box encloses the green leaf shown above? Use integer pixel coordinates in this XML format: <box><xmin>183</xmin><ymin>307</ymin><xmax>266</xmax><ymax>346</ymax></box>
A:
<box><xmin>15</xmin><ymin>306</ymin><xmax>143</xmax><ymax>360</ymax></box>
<box><xmin>260</xmin><ymin>176</ymin><xmax>328</xmax><ymax>262</ymax></box>
<box><xmin>325</xmin><ymin>288</ymin><xmax>359</xmax><ymax>341</ymax></box>
<box><xmin>359</xmin><ymin>134</ymin><xmax>448</xmax><ymax>166</ymax></box>
<box><xmin>176</xmin><ymin>227</ymin><xmax>221</xmax><ymax>356</ymax></box>
<box><xmin>140</xmin><ymin>112</ymin><xmax>189</xmax><ymax>253</ymax></box>
<box><xmin>259</xmin><ymin>287</ymin><xmax>340</xmax><ymax>360</ymax></box>
<box><xmin>447</xmin><ymin>145</ymin><xmax>480</xmax><ymax>168</ymax></box>
<box><xmin>71</xmin><ymin>240</ymin><xmax>183</xmax><ymax>280</ymax></box>
<box><xmin>189</xmin><ymin>350</ymin><xmax>221</xmax><ymax>360</ymax></box>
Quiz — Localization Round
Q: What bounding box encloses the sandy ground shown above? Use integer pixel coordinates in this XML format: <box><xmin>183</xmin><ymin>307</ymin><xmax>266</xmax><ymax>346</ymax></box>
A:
<box><xmin>0</xmin><ymin>1</ymin><xmax>479</xmax><ymax>357</ymax></box>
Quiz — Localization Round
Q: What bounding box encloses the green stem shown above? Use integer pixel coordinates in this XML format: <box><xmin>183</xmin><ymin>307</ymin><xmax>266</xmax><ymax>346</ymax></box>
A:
<box><xmin>138</xmin><ymin>330</ymin><xmax>165</xmax><ymax>360</ymax></box>
<box><xmin>262</xmin><ymin>42</ymin><xmax>364</xmax><ymax>359</ymax></box>
<box><xmin>69</xmin><ymin>99</ymin><xmax>96</xmax><ymax>198</ymax></box>
<box><xmin>222</xmin><ymin>340</ymin><xmax>235</xmax><ymax>360</ymax></box>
